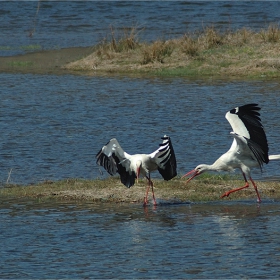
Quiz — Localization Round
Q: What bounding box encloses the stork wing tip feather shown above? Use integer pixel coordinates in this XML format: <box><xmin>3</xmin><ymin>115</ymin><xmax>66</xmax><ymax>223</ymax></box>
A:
<box><xmin>156</xmin><ymin>135</ymin><xmax>177</xmax><ymax>180</ymax></box>
<box><xmin>96</xmin><ymin>138</ymin><xmax>137</xmax><ymax>188</ymax></box>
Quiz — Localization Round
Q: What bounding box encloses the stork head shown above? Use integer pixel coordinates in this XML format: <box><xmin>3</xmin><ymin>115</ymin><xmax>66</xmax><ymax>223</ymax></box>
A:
<box><xmin>182</xmin><ymin>164</ymin><xmax>208</xmax><ymax>183</ymax></box>
<box><xmin>135</xmin><ymin>160</ymin><xmax>142</xmax><ymax>183</ymax></box>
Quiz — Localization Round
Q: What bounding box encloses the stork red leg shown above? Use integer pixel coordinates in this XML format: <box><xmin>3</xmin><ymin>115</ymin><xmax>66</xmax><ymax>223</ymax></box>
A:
<box><xmin>220</xmin><ymin>173</ymin><xmax>250</xmax><ymax>199</ymax></box>
<box><xmin>143</xmin><ymin>183</ymin><xmax>150</xmax><ymax>207</ymax></box>
<box><xmin>143</xmin><ymin>174</ymin><xmax>157</xmax><ymax>207</ymax></box>
<box><xmin>150</xmin><ymin>180</ymin><xmax>157</xmax><ymax>206</ymax></box>
<box><xmin>249</xmin><ymin>177</ymin><xmax>261</xmax><ymax>203</ymax></box>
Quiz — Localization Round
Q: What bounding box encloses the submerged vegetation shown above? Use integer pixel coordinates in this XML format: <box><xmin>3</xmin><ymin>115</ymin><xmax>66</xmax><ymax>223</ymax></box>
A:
<box><xmin>1</xmin><ymin>175</ymin><xmax>280</xmax><ymax>204</ymax></box>
<box><xmin>0</xmin><ymin>44</ymin><xmax>42</xmax><ymax>51</ymax></box>
<box><xmin>64</xmin><ymin>24</ymin><xmax>280</xmax><ymax>79</ymax></box>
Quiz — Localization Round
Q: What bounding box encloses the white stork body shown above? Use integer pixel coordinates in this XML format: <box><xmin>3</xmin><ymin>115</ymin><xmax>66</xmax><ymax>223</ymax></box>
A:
<box><xmin>183</xmin><ymin>103</ymin><xmax>280</xmax><ymax>202</ymax></box>
<box><xmin>96</xmin><ymin>135</ymin><xmax>177</xmax><ymax>206</ymax></box>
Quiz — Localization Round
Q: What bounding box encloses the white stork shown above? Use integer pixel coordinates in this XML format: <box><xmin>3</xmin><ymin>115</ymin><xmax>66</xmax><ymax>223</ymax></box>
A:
<box><xmin>182</xmin><ymin>103</ymin><xmax>280</xmax><ymax>203</ymax></box>
<box><xmin>96</xmin><ymin>135</ymin><xmax>177</xmax><ymax>206</ymax></box>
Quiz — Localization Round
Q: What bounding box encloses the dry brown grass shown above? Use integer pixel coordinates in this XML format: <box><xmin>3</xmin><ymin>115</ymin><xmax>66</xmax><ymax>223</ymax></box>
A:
<box><xmin>95</xmin><ymin>26</ymin><xmax>141</xmax><ymax>56</ymax></box>
<box><xmin>1</xmin><ymin>177</ymin><xmax>280</xmax><ymax>204</ymax></box>
<box><xmin>142</xmin><ymin>40</ymin><xmax>174</xmax><ymax>64</ymax></box>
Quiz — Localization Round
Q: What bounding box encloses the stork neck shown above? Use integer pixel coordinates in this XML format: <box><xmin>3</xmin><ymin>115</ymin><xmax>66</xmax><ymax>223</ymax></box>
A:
<box><xmin>203</xmin><ymin>163</ymin><xmax>218</xmax><ymax>172</ymax></box>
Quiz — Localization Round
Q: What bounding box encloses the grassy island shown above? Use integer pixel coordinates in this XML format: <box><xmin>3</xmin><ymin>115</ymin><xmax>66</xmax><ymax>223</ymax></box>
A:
<box><xmin>64</xmin><ymin>24</ymin><xmax>280</xmax><ymax>79</ymax></box>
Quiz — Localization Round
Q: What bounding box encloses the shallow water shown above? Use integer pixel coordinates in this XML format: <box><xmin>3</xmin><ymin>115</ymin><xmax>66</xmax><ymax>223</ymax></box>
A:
<box><xmin>1</xmin><ymin>199</ymin><xmax>280</xmax><ymax>279</ymax></box>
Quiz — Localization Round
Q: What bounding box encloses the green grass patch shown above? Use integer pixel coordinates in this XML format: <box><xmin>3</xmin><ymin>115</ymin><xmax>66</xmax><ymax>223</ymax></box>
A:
<box><xmin>0</xmin><ymin>45</ymin><xmax>42</xmax><ymax>51</ymax></box>
<box><xmin>9</xmin><ymin>61</ymin><xmax>34</xmax><ymax>67</ymax></box>
<box><xmin>20</xmin><ymin>44</ymin><xmax>42</xmax><ymax>51</ymax></box>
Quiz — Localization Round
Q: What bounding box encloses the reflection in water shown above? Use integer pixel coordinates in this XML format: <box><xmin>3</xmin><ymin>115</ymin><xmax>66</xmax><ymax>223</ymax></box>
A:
<box><xmin>1</xmin><ymin>199</ymin><xmax>280</xmax><ymax>278</ymax></box>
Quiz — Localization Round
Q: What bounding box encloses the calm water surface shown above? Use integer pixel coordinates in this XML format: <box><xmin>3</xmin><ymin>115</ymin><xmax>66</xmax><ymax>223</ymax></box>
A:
<box><xmin>1</xmin><ymin>199</ymin><xmax>280</xmax><ymax>279</ymax></box>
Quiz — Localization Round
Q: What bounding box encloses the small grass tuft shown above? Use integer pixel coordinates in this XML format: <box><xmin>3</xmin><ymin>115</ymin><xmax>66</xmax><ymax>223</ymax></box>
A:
<box><xmin>109</xmin><ymin>26</ymin><xmax>140</xmax><ymax>52</ymax></box>
<box><xmin>142</xmin><ymin>40</ymin><xmax>174</xmax><ymax>64</ymax></box>
<box><xmin>260</xmin><ymin>24</ymin><xmax>280</xmax><ymax>43</ymax></box>
<box><xmin>181</xmin><ymin>35</ymin><xmax>200</xmax><ymax>57</ymax></box>
<box><xmin>203</xmin><ymin>26</ymin><xmax>224</xmax><ymax>49</ymax></box>
<box><xmin>95</xmin><ymin>25</ymin><xmax>141</xmax><ymax>59</ymax></box>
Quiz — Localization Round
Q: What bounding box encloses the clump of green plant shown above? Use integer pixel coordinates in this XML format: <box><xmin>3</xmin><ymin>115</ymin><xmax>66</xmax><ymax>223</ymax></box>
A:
<box><xmin>142</xmin><ymin>40</ymin><xmax>174</xmax><ymax>64</ymax></box>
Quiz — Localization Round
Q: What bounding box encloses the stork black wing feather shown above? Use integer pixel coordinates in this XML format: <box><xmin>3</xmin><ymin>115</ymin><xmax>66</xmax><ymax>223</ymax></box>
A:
<box><xmin>112</xmin><ymin>154</ymin><xmax>136</xmax><ymax>188</ymax></box>
<box><xmin>96</xmin><ymin>150</ymin><xmax>117</xmax><ymax>176</ymax></box>
<box><xmin>157</xmin><ymin>136</ymin><xmax>177</xmax><ymax>180</ymax></box>
<box><xmin>247</xmin><ymin>139</ymin><xmax>267</xmax><ymax>171</ymax></box>
<box><xmin>230</xmin><ymin>103</ymin><xmax>269</xmax><ymax>164</ymax></box>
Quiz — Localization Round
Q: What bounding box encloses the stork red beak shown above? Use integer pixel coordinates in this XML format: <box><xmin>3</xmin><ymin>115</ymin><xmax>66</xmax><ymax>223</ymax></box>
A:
<box><xmin>181</xmin><ymin>169</ymin><xmax>200</xmax><ymax>183</ymax></box>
